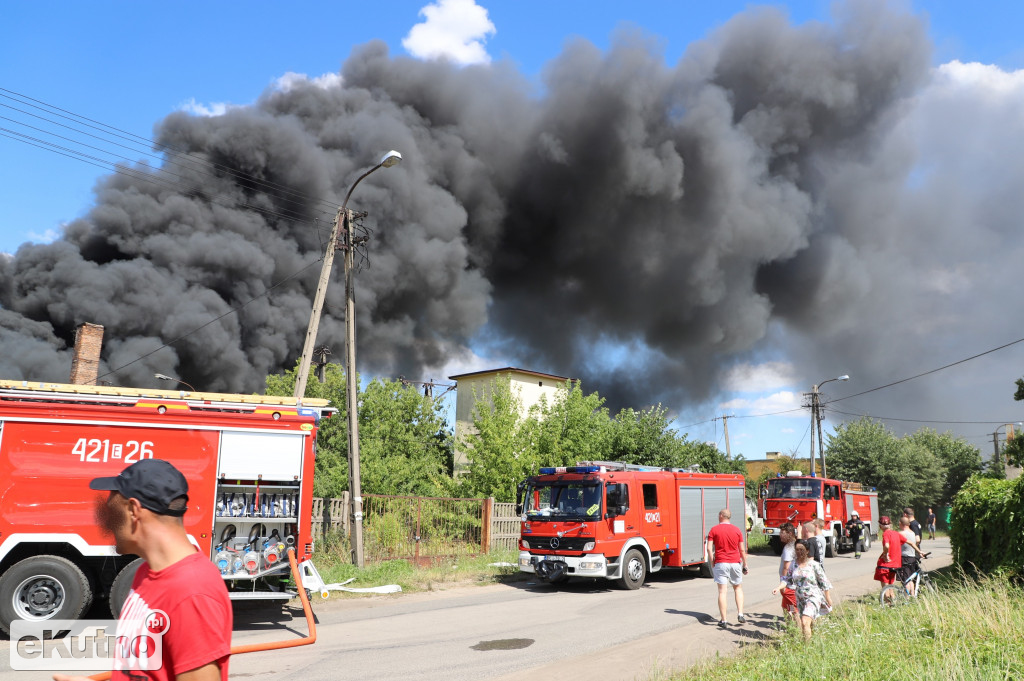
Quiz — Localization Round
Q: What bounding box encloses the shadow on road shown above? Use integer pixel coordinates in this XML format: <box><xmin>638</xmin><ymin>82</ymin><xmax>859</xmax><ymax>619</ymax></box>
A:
<box><xmin>231</xmin><ymin>601</ymin><xmax>320</xmax><ymax>636</ymax></box>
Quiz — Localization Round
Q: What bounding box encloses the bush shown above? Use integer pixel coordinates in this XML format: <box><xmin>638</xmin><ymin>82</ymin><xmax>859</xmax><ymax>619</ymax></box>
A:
<box><xmin>949</xmin><ymin>475</ymin><xmax>1024</xmax><ymax>578</ymax></box>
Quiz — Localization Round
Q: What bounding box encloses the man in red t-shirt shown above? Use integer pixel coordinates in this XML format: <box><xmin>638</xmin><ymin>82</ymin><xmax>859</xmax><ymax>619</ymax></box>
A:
<box><xmin>704</xmin><ymin>508</ymin><xmax>748</xmax><ymax>627</ymax></box>
<box><xmin>54</xmin><ymin>459</ymin><xmax>232</xmax><ymax>681</ymax></box>
<box><xmin>875</xmin><ymin>516</ymin><xmax>907</xmax><ymax>602</ymax></box>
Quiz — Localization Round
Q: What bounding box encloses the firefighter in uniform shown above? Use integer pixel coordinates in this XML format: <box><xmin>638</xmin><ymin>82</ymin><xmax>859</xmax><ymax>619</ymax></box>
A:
<box><xmin>846</xmin><ymin>511</ymin><xmax>865</xmax><ymax>559</ymax></box>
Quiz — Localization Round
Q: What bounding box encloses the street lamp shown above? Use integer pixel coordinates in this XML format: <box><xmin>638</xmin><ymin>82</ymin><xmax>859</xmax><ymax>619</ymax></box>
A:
<box><xmin>809</xmin><ymin>374</ymin><xmax>849</xmax><ymax>478</ymax></box>
<box><xmin>293</xmin><ymin>149</ymin><xmax>402</xmax><ymax>568</ymax></box>
<box><xmin>993</xmin><ymin>422</ymin><xmax>1024</xmax><ymax>474</ymax></box>
<box><xmin>154</xmin><ymin>373</ymin><xmax>196</xmax><ymax>392</ymax></box>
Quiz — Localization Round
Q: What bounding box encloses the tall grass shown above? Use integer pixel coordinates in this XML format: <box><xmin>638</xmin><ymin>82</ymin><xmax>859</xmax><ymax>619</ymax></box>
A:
<box><xmin>669</xmin><ymin>572</ymin><xmax>1024</xmax><ymax>680</ymax></box>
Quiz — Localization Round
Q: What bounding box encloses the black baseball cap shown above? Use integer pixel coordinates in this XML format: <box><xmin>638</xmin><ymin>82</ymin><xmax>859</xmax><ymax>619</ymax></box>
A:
<box><xmin>90</xmin><ymin>459</ymin><xmax>189</xmax><ymax>517</ymax></box>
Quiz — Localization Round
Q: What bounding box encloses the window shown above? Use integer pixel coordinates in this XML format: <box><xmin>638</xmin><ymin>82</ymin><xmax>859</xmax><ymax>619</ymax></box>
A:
<box><xmin>643</xmin><ymin>483</ymin><xmax>658</xmax><ymax>510</ymax></box>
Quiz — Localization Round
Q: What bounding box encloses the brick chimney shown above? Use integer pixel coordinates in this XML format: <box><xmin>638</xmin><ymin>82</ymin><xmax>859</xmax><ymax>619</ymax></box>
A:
<box><xmin>69</xmin><ymin>323</ymin><xmax>104</xmax><ymax>385</ymax></box>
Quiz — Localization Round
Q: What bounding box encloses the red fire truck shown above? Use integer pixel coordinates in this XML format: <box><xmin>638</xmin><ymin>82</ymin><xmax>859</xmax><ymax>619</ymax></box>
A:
<box><xmin>760</xmin><ymin>472</ymin><xmax>879</xmax><ymax>556</ymax></box>
<box><xmin>0</xmin><ymin>379</ymin><xmax>333</xmax><ymax>634</ymax></box>
<box><xmin>516</xmin><ymin>462</ymin><xmax>746</xmax><ymax>589</ymax></box>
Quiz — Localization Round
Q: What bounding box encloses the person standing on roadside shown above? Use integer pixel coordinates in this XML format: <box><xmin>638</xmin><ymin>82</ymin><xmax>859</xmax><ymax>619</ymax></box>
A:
<box><xmin>898</xmin><ymin>516</ymin><xmax>927</xmax><ymax>596</ymax></box>
<box><xmin>54</xmin><ymin>459</ymin><xmax>233</xmax><ymax>681</ymax></box>
<box><xmin>802</xmin><ymin>521</ymin><xmax>822</xmax><ymax>563</ymax></box>
<box><xmin>704</xmin><ymin>508</ymin><xmax>748</xmax><ymax>628</ymax></box>
<box><xmin>813</xmin><ymin>518</ymin><xmax>827</xmax><ymax>560</ymax></box>
<box><xmin>777</xmin><ymin>522</ymin><xmax>798</xmax><ymax>621</ymax></box>
<box><xmin>904</xmin><ymin>507</ymin><xmax>923</xmax><ymax>545</ymax></box>
<box><xmin>927</xmin><ymin>507</ymin><xmax>937</xmax><ymax>541</ymax></box>
<box><xmin>772</xmin><ymin>540</ymin><xmax>833</xmax><ymax>641</ymax></box>
<box><xmin>875</xmin><ymin>516</ymin><xmax>909</xmax><ymax>603</ymax></box>
<box><xmin>845</xmin><ymin>511</ymin><xmax>865</xmax><ymax>559</ymax></box>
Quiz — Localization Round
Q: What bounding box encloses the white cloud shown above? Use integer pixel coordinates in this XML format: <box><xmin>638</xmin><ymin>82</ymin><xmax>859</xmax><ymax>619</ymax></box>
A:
<box><xmin>179</xmin><ymin>98</ymin><xmax>232</xmax><ymax>117</ymax></box>
<box><xmin>26</xmin><ymin>227</ymin><xmax>60</xmax><ymax>244</ymax></box>
<box><xmin>719</xmin><ymin>390</ymin><xmax>803</xmax><ymax>416</ymax></box>
<box><xmin>721</xmin><ymin>361</ymin><xmax>796</xmax><ymax>392</ymax></box>
<box><xmin>403</xmin><ymin>0</ymin><xmax>495</xmax><ymax>66</ymax></box>
<box><xmin>935</xmin><ymin>60</ymin><xmax>1024</xmax><ymax>94</ymax></box>
<box><xmin>274</xmin><ymin>71</ymin><xmax>343</xmax><ymax>93</ymax></box>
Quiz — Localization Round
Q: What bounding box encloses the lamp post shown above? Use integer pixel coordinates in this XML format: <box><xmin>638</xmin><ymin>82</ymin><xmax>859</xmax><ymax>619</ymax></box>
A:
<box><xmin>809</xmin><ymin>374</ymin><xmax>849</xmax><ymax>478</ymax></box>
<box><xmin>154</xmin><ymin>373</ymin><xmax>195</xmax><ymax>392</ymax></box>
<box><xmin>293</xmin><ymin>150</ymin><xmax>401</xmax><ymax>568</ymax></box>
<box><xmin>992</xmin><ymin>422</ymin><xmax>1023</xmax><ymax>475</ymax></box>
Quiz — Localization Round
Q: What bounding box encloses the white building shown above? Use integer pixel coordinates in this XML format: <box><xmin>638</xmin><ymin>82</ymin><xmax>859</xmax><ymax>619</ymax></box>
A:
<box><xmin>448</xmin><ymin>367</ymin><xmax>572</xmax><ymax>473</ymax></box>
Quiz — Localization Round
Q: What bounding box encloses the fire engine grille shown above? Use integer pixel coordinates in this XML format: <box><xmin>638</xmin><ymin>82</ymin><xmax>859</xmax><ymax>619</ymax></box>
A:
<box><xmin>526</xmin><ymin>536</ymin><xmax>590</xmax><ymax>552</ymax></box>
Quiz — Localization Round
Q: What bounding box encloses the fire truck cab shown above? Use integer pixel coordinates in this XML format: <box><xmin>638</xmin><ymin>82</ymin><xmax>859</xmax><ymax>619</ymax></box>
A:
<box><xmin>0</xmin><ymin>380</ymin><xmax>332</xmax><ymax>634</ymax></box>
<box><xmin>517</xmin><ymin>462</ymin><xmax>746</xmax><ymax>590</ymax></box>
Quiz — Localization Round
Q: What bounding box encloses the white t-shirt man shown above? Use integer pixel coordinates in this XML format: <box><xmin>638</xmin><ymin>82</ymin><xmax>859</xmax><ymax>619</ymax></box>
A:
<box><xmin>779</xmin><ymin>541</ymin><xmax>796</xmax><ymax>578</ymax></box>
<box><xmin>899</xmin><ymin>528</ymin><xmax>917</xmax><ymax>558</ymax></box>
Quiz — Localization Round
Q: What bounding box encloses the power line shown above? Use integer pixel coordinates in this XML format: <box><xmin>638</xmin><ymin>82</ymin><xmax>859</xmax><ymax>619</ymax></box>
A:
<box><xmin>828</xmin><ymin>407</ymin><xmax>1016</xmax><ymax>426</ymax></box>
<box><xmin>830</xmin><ymin>335</ymin><xmax>1024</xmax><ymax>403</ymax></box>
<box><xmin>0</xmin><ymin>88</ymin><xmax>346</xmax><ymax>216</ymax></box>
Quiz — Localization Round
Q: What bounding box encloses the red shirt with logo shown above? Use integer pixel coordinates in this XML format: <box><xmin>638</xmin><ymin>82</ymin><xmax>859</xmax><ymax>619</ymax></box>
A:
<box><xmin>706</xmin><ymin>522</ymin><xmax>744</xmax><ymax>564</ymax></box>
<box><xmin>880</xmin><ymin>529</ymin><xmax>908</xmax><ymax>568</ymax></box>
<box><xmin>114</xmin><ymin>551</ymin><xmax>232</xmax><ymax>681</ymax></box>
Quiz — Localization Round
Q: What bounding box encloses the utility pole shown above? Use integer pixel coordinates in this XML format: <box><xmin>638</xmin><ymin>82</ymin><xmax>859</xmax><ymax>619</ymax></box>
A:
<box><xmin>342</xmin><ymin>209</ymin><xmax>366</xmax><ymax>568</ymax></box>
<box><xmin>808</xmin><ymin>391</ymin><xmax>817</xmax><ymax>478</ymax></box>
<box><xmin>815</xmin><ymin>391</ymin><xmax>827</xmax><ymax>479</ymax></box>
<box><xmin>292</xmin><ymin>150</ymin><xmax>402</xmax><ymax>569</ymax></box>
<box><xmin>713</xmin><ymin>415</ymin><xmax>734</xmax><ymax>460</ymax></box>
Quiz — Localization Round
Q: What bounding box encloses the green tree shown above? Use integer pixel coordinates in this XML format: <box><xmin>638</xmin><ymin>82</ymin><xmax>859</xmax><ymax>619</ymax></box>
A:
<box><xmin>610</xmin><ymin>404</ymin><xmax>686</xmax><ymax>466</ymax></box>
<box><xmin>266</xmin><ymin>363</ymin><xmax>348</xmax><ymax>498</ymax></box>
<box><xmin>825</xmin><ymin>417</ymin><xmax>944</xmax><ymax>518</ymax></box>
<box><xmin>458</xmin><ymin>375</ymin><xmax>539</xmax><ymax>502</ymax></box>
<box><xmin>266</xmin><ymin>366</ymin><xmax>452</xmax><ymax>498</ymax></box>
<box><xmin>1004</xmin><ymin>378</ymin><xmax>1024</xmax><ymax>467</ymax></box>
<box><xmin>905</xmin><ymin>428</ymin><xmax>983</xmax><ymax>507</ymax></box>
<box><xmin>533</xmin><ymin>382</ymin><xmax>614</xmax><ymax>465</ymax></box>
<box><xmin>357</xmin><ymin>378</ymin><xmax>454</xmax><ymax>497</ymax></box>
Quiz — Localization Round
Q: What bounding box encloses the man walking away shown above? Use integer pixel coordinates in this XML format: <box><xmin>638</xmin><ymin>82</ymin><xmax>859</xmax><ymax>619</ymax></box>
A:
<box><xmin>926</xmin><ymin>507</ymin><xmax>937</xmax><ymax>541</ymax></box>
<box><xmin>802</xmin><ymin>521</ymin><xmax>822</xmax><ymax>563</ymax></box>
<box><xmin>846</xmin><ymin>511</ymin><xmax>865</xmax><ymax>559</ymax></box>
<box><xmin>704</xmin><ymin>508</ymin><xmax>748</xmax><ymax>627</ymax></box>
<box><xmin>813</xmin><ymin>519</ymin><xmax>827</xmax><ymax>561</ymax></box>
<box><xmin>904</xmin><ymin>507</ymin><xmax>923</xmax><ymax>545</ymax></box>
<box><xmin>898</xmin><ymin>516</ymin><xmax>926</xmax><ymax>596</ymax></box>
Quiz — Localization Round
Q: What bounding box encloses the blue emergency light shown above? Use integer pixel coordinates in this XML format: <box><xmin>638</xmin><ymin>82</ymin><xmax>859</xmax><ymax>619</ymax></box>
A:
<box><xmin>538</xmin><ymin>466</ymin><xmax>602</xmax><ymax>474</ymax></box>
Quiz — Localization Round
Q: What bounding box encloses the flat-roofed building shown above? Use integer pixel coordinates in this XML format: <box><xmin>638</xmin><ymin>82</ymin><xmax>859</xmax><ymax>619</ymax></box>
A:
<box><xmin>448</xmin><ymin>367</ymin><xmax>571</xmax><ymax>473</ymax></box>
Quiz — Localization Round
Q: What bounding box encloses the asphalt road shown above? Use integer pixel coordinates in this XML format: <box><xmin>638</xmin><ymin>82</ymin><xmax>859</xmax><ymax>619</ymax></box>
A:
<box><xmin>0</xmin><ymin>537</ymin><xmax>953</xmax><ymax>681</ymax></box>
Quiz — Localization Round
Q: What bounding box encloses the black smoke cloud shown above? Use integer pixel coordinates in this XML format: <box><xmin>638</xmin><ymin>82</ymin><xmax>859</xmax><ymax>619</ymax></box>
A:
<box><xmin>2</xmin><ymin>1</ymin><xmax>1018</xmax><ymax>421</ymax></box>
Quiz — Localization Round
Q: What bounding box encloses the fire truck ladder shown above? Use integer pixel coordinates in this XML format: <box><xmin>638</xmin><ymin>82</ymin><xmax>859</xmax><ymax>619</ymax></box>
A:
<box><xmin>0</xmin><ymin>379</ymin><xmax>331</xmax><ymax>411</ymax></box>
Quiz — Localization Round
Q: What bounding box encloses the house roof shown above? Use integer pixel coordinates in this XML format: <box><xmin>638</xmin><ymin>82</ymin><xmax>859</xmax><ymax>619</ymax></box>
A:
<box><xmin>447</xmin><ymin>366</ymin><xmax>572</xmax><ymax>382</ymax></box>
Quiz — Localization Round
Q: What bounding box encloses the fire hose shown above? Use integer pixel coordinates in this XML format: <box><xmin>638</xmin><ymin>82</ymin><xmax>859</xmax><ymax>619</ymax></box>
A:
<box><xmin>88</xmin><ymin>547</ymin><xmax>316</xmax><ymax>680</ymax></box>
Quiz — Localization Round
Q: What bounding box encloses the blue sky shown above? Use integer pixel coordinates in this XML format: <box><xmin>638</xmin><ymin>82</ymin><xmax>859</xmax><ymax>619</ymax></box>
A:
<box><xmin>2</xmin><ymin>0</ymin><xmax>1023</xmax><ymax>462</ymax></box>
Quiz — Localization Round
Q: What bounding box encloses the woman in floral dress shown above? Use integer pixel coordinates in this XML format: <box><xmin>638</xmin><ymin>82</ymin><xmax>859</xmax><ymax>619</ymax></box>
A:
<box><xmin>772</xmin><ymin>539</ymin><xmax>834</xmax><ymax>640</ymax></box>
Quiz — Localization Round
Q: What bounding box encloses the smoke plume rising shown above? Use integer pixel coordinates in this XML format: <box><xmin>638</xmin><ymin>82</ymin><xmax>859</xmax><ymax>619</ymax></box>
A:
<box><xmin>2</xmin><ymin>1</ymin><xmax>1022</xmax><ymax>430</ymax></box>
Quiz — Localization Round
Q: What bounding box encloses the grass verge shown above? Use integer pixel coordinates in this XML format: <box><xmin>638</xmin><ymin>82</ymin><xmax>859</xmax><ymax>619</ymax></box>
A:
<box><xmin>666</xmin><ymin>569</ymin><xmax>1024</xmax><ymax>681</ymax></box>
<box><xmin>308</xmin><ymin>530</ymin><xmax>523</xmax><ymax>596</ymax></box>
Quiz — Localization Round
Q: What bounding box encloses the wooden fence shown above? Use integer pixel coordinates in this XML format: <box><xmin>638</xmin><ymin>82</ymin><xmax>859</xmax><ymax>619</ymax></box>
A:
<box><xmin>310</xmin><ymin>495</ymin><xmax>521</xmax><ymax>556</ymax></box>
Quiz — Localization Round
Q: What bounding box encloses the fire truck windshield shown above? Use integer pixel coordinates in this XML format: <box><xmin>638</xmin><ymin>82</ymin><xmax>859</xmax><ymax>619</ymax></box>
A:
<box><xmin>524</xmin><ymin>481</ymin><xmax>602</xmax><ymax>520</ymax></box>
<box><xmin>766</xmin><ymin>478</ymin><xmax>822</xmax><ymax>499</ymax></box>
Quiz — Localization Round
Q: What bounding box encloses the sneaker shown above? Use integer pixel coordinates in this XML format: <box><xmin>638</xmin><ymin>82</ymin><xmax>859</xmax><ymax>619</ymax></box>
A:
<box><xmin>718</xmin><ymin>620</ymin><xmax>728</xmax><ymax>628</ymax></box>
<box><xmin>737</xmin><ymin>613</ymin><xmax>746</xmax><ymax>624</ymax></box>
<box><xmin>855</xmin><ymin>554</ymin><xmax>861</xmax><ymax>559</ymax></box>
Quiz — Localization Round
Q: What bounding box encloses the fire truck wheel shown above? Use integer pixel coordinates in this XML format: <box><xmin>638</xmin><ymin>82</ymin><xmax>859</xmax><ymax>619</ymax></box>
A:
<box><xmin>862</xmin><ymin>531</ymin><xmax>872</xmax><ymax>551</ymax></box>
<box><xmin>0</xmin><ymin>555</ymin><xmax>93</xmax><ymax>634</ymax></box>
<box><xmin>109</xmin><ymin>558</ymin><xmax>145</xmax><ymax>618</ymax></box>
<box><xmin>698</xmin><ymin>557</ymin><xmax>713</xmax><ymax>579</ymax></box>
<box><xmin>769</xmin><ymin>536</ymin><xmax>783</xmax><ymax>556</ymax></box>
<box><xmin>618</xmin><ymin>549</ymin><xmax>647</xmax><ymax>590</ymax></box>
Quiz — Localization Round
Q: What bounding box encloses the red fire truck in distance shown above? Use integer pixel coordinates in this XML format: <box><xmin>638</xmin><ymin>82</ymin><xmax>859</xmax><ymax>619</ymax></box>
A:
<box><xmin>517</xmin><ymin>462</ymin><xmax>746</xmax><ymax>589</ymax></box>
<box><xmin>0</xmin><ymin>379</ymin><xmax>333</xmax><ymax>634</ymax></box>
<box><xmin>760</xmin><ymin>472</ymin><xmax>879</xmax><ymax>557</ymax></box>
